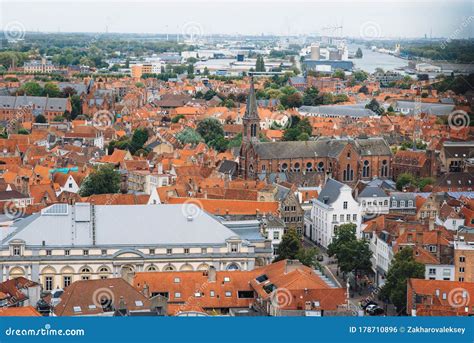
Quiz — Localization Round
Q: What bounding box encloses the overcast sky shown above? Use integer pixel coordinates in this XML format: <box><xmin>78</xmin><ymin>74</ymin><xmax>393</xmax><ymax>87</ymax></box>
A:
<box><xmin>0</xmin><ymin>0</ymin><xmax>473</xmax><ymax>38</ymax></box>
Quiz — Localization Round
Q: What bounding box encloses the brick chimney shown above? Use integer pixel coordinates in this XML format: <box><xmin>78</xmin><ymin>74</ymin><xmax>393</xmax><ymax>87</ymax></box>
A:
<box><xmin>142</xmin><ymin>282</ymin><xmax>150</xmax><ymax>298</ymax></box>
<box><xmin>20</xmin><ymin>176</ymin><xmax>30</xmax><ymax>196</ymax></box>
<box><xmin>208</xmin><ymin>266</ymin><xmax>216</xmax><ymax>283</ymax></box>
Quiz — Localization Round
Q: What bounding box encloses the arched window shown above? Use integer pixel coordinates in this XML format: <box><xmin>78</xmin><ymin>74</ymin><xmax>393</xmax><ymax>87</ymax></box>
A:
<box><xmin>343</xmin><ymin>164</ymin><xmax>353</xmax><ymax>181</ymax></box>
<box><xmin>306</xmin><ymin>162</ymin><xmax>313</xmax><ymax>172</ymax></box>
<box><xmin>293</xmin><ymin>162</ymin><xmax>300</xmax><ymax>172</ymax></box>
<box><xmin>226</xmin><ymin>263</ymin><xmax>240</xmax><ymax>271</ymax></box>
<box><xmin>80</xmin><ymin>267</ymin><xmax>91</xmax><ymax>280</ymax></box>
<box><xmin>381</xmin><ymin>160</ymin><xmax>388</xmax><ymax>177</ymax></box>
<box><xmin>362</xmin><ymin>160</ymin><xmax>370</xmax><ymax>178</ymax></box>
<box><xmin>146</xmin><ymin>265</ymin><xmax>158</xmax><ymax>272</ymax></box>
<box><xmin>317</xmin><ymin>162</ymin><xmax>324</xmax><ymax>172</ymax></box>
<box><xmin>281</xmin><ymin>163</ymin><xmax>288</xmax><ymax>172</ymax></box>
<box><xmin>250</xmin><ymin>124</ymin><xmax>257</xmax><ymax>137</ymax></box>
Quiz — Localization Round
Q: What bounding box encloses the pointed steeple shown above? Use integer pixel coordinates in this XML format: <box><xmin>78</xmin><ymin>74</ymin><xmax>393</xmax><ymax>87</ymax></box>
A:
<box><xmin>244</xmin><ymin>76</ymin><xmax>259</xmax><ymax>120</ymax></box>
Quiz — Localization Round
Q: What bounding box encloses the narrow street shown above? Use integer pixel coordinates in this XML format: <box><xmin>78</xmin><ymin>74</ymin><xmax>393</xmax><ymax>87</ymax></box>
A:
<box><xmin>304</xmin><ymin>237</ymin><xmax>397</xmax><ymax>316</ymax></box>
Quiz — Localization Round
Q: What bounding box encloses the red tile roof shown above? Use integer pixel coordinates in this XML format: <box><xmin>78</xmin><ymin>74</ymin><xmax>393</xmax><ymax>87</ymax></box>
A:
<box><xmin>134</xmin><ymin>260</ymin><xmax>346</xmax><ymax>315</ymax></box>
<box><xmin>0</xmin><ymin>306</ymin><xmax>41</xmax><ymax>317</ymax></box>
<box><xmin>167</xmin><ymin>197</ymin><xmax>279</xmax><ymax>216</ymax></box>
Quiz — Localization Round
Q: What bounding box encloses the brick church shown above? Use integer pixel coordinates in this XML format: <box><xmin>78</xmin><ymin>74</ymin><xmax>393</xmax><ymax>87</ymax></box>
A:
<box><xmin>239</xmin><ymin>78</ymin><xmax>393</xmax><ymax>185</ymax></box>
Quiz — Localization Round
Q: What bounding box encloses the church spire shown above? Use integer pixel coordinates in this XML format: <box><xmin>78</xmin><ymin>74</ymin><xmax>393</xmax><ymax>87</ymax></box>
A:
<box><xmin>244</xmin><ymin>76</ymin><xmax>259</xmax><ymax>120</ymax></box>
<box><xmin>242</xmin><ymin>76</ymin><xmax>260</xmax><ymax>145</ymax></box>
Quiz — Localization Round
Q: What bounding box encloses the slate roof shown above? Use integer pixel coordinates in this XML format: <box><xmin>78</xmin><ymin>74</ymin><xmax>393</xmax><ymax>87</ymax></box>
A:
<box><xmin>299</xmin><ymin>104</ymin><xmax>376</xmax><ymax>117</ymax></box>
<box><xmin>395</xmin><ymin>101</ymin><xmax>455</xmax><ymax>116</ymax></box>
<box><xmin>0</xmin><ymin>95</ymin><xmax>67</xmax><ymax>112</ymax></box>
<box><xmin>3</xmin><ymin>203</ymin><xmax>241</xmax><ymax>247</ymax></box>
<box><xmin>275</xmin><ymin>184</ymin><xmax>291</xmax><ymax>201</ymax></box>
<box><xmin>218</xmin><ymin>160</ymin><xmax>238</xmax><ymax>175</ymax></box>
<box><xmin>254</xmin><ymin>140</ymin><xmax>346</xmax><ymax>159</ymax></box>
<box><xmin>358</xmin><ymin>186</ymin><xmax>388</xmax><ymax>198</ymax></box>
<box><xmin>354</xmin><ymin>137</ymin><xmax>392</xmax><ymax>156</ymax></box>
<box><xmin>253</xmin><ymin>137</ymin><xmax>390</xmax><ymax>160</ymax></box>
<box><xmin>317</xmin><ymin>178</ymin><xmax>347</xmax><ymax>205</ymax></box>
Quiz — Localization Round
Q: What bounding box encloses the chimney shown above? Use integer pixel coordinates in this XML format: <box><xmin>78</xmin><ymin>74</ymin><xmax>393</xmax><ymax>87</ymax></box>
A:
<box><xmin>118</xmin><ymin>296</ymin><xmax>127</xmax><ymax>311</ymax></box>
<box><xmin>208</xmin><ymin>266</ymin><xmax>216</xmax><ymax>282</ymax></box>
<box><xmin>428</xmin><ymin>219</ymin><xmax>435</xmax><ymax>231</ymax></box>
<box><xmin>21</xmin><ymin>176</ymin><xmax>30</xmax><ymax>196</ymax></box>
<box><xmin>142</xmin><ymin>282</ymin><xmax>150</xmax><ymax>298</ymax></box>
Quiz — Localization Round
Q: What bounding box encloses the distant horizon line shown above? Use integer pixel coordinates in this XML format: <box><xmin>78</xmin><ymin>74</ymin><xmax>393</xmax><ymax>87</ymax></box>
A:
<box><xmin>2</xmin><ymin>31</ymin><xmax>472</xmax><ymax>41</ymax></box>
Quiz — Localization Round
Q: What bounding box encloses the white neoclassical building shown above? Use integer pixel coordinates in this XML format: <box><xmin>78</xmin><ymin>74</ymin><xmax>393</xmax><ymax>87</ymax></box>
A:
<box><xmin>0</xmin><ymin>203</ymin><xmax>271</xmax><ymax>291</ymax></box>
<box><xmin>309</xmin><ymin>179</ymin><xmax>362</xmax><ymax>248</ymax></box>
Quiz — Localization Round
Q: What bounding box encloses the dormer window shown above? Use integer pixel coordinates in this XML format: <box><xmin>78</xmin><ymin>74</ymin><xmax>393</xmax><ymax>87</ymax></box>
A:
<box><xmin>12</xmin><ymin>245</ymin><xmax>21</xmax><ymax>256</ymax></box>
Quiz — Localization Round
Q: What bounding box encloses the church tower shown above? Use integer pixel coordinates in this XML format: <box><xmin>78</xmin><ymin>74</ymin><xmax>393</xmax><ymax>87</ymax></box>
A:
<box><xmin>239</xmin><ymin>76</ymin><xmax>260</xmax><ymax>179</ymax></box>
<box><xmin>242</xmin><ymin>76</ymin><xmax>260</xmax><ymax>144</ymax></box>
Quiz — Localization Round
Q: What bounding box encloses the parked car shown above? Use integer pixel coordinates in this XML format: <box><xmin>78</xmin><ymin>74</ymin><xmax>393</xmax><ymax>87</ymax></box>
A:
<box><xmin>367</xmin><ymin>306</ymin><xmax>384</xmax><ymax>316</ymax></box>
<box><xmin>361</xmin><ymin>301</ymin><xmax>378</xmax><ymax>310</ymax></box>
<box><xmin>317</xmin><ymin>255</ymin><xmax>324</xmax><ymax>262</ymax></box>
<box><xmin>365</xmin><ymin>304</ymin><xmax>378</xmax><ymax>313</ymax></box>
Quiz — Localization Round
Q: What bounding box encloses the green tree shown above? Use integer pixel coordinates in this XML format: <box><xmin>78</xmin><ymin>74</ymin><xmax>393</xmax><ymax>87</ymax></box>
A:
<box><xmin>255</xmin><ymin>55</ymin><xmax>265</xmax><ymax>72</ymax></box>
<box><xmin>61</xmin><ymin>86</ymin><xmax>77</xmax><ymax>98</ymax></box>
<box><xmin>209</xmin><ymin>135</ymin><xmax>229</xmax><ymax>153</ymax></box>
<box><xmin>418</xmin><ymin>177</ymin><xmax>434</xmax><ymax>190</ymax></box>
<box><xmin>79</xmin><ymin>165</ymin><xmax>121</xmax><ymax>197</ymax></box>
<box><xmin>275</xmin><ymin>228</ymin><xmax>319</xmax><ymax>267</ymax></box>
<box><xmin>283</xmin><ymin>117</ymin><xmax>312</xmax><ymax>141</ymax></box>
<box><xmin>355</xmin><ymin>47</ymin><xmax>363</xmax><ymax>58</ymax></box>
<box><xmin>297</xmin><ymin>132</ymin><xmax>310</xmax><ymax>141</ymax></box>
<box><xmin>17</xmin><ymin>128</ymin><xmax>29</xmax><ymax>135</ymax></box>
<box><xmin>302</xmin><ymin>86</ymin><xmax>321</xmax><ymax>106</ymax></box>
<box><xmin>365</xmin><ymin>98</ymin><xmax>383</xmax><ymax>115</ymax></box>
<box><xmin>196</xmin><ymin>118</ymin><xmax>225</xmax><ymax>145</ymax></box>
<box><xmin>171</xmin><ymin>114</ymin><xmax>185</xmax><ymax>123</ymax></box>
<box><xmin>187</xmin><ymin>64</ymin><xmax>194</xmax><ymax>75</ymax></box>
<box><xmin>43</xmin><ymin>83</ymin><xmax>61</xmax><ymax>97</ymax></box>
<box><xmin>396</xmin><ymin>173</ymin><xmax>417</xmax><ymax>191</ymax></box>
<box><xmin>203</xmin><ymin>89</ymin><xmax>217</xmax><ymax>101</ymax></box>
<box><xmin>129</xmin><ymin>128</ymin><xmax>149</xmax><ymax>154</ymax></box>
<box><xmin>352</xmin><ymin>70</ymin><xmax>368</xmax><ymax>82</ymax></box>
<box><xmin>327</xmin><ymin>223</ymin><xmax>372</xmax><ymax>289</ymax></box>
<box><xmin>296</xmin><ymin>247</ymin><xmax>319</xmax><ymax>268</ymax></box>
<box><xmin>379</xmin><ymin>248</ymin><xmax>425</xmax><ymax>314</ymax></box>
<box><xmin>176</xmin><ymin>127</ymin><xmax>204</xmax><ymax>145</ymax></box>
<box><xmin>332</xmin><ymin>69</ymin><xmax>345</xmax><ymax>80</ymax></box>
<box><xmin>280</xmin><ymin>92</ymin><xmax>302</xmax><ymax>109</ymax></box>
<box><xmin>35</xmin><ymin>114</ymin><xmax>46</xmax><ymax>123</ymax></box>
<box><xmin>227</xmin><ymin>133</ymin><xmax>242</xmax><ymax>148</ymax></box>
<box><xmin>275</xmin><ymin>228</ymin><xmax>301</xmax><ymax>261</ymax></box>
<box><xmin>70</xmin><ymin>95</ymin><xmax>82</xmax><ymax>120</ymax></box>
<box><xmin>18</xmin><ymin>82</ymin><xmax>43</xmax><ymax>96</ymax></box>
